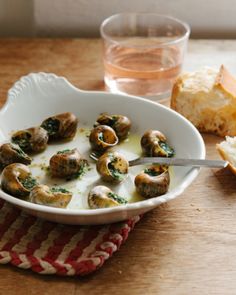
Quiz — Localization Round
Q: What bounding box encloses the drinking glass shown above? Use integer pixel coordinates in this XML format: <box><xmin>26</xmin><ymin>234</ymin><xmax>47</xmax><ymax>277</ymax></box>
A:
<box><xmin>100</xmin><ymin>13</ymin><xmax>190</xmax><ymax>101</ymax></box>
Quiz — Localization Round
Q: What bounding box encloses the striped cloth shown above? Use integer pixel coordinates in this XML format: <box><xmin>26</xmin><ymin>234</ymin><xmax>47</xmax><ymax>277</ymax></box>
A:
<box><xmin>0</xmin><ymin>199</ymin><xmax>140</xmax><ymax>276</ymax></box>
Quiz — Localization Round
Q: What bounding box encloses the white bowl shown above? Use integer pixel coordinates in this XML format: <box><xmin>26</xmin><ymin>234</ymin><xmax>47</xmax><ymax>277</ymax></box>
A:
<box><xmin>0</xmin><ymin>73</ymin><xmax>205</xmax><ymax>225</ymax></box>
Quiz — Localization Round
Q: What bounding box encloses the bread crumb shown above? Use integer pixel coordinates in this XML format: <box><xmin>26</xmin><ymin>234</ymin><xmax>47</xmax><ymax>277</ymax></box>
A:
<box><xmin>118</xmin><ymin>270</ymin><xmax>122</xmax><ymax>274</ymax></box>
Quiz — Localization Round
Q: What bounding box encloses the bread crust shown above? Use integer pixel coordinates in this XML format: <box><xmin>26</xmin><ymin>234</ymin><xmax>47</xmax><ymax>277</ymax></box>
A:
<box><xmin>215</xmin><ymin>65</ymin><xmax>236</xmax><ymax>97</ymax></box>
<box><xmin>170</xmin><ymin>76</ymin><xmax>182</xmax><ymax>110</ymax></box>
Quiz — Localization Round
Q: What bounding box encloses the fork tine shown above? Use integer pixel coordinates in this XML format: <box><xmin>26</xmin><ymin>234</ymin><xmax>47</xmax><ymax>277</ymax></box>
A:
<box><xmin>89</xmin><ymin>152</ymin><xmax>99</xmax><ymax>161</ymax></box>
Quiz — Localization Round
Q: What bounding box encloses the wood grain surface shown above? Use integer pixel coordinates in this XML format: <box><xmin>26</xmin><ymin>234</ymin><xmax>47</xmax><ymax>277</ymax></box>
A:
<box><xmin>0</xmin><ymin>39</ymin><xmax>236</xmax><ymax>295</ymax></box>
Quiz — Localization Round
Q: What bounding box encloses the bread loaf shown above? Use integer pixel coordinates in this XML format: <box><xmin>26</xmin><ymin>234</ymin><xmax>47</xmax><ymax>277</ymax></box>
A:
<box><xmin>171</xmin><ymin>65</ymin><xmax>236</xmax><ymax>137</ymax></box>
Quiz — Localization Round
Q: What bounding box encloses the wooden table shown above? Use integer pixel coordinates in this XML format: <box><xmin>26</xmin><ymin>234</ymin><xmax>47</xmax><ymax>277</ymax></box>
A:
<box><xmin>0</xmin><ymin>39</ymin><xmax>236</xmax><ymax>295</ymax></box>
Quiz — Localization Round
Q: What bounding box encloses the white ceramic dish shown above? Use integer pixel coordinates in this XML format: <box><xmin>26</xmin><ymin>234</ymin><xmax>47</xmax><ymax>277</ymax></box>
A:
<box><xmin>0</xmin><ymin>73</ymin><xmax>205</xmax><ymax>225</ymax></box>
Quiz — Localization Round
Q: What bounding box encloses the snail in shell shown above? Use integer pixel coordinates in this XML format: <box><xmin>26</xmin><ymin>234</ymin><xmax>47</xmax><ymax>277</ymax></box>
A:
<box><xmin>96</xmin><ymin>151</ymin><xmax>129</xmax><ymax>183</ymax></box>
<box><xmin>11</xmin><ymin>126</ymin><xmax>49</xmax><ymax>153</ymax></box>
<box><xmin>134</xmin><ymin>165</ymin><xmax>170</xmax><ymax>198</ymax></box>
<box><xmin>0</xmin><ymin>143</ymin><xmax>32</xmax><ymax>168</ymax></box>
<box><xmin>88</xmin><ymin>185</ymin><xmax>127</xmax><ymax>209</ymax></box>
<box><xmin>29</xmin><ymin>185</ymin><xmax>72</xmax><ymax>208</ymax></box>
<box><xmin>1</xmin><ymin>163</ymin><xmax>37</xmax><ymax>198</ymax></box>
<box><xmin>41</xmin><ymin>112</ymin><xmax>78</xmax><ymax>140</ymax></box>
<box><xmin>49</xmin><ymin>148</ymin><xmax>88</xmax><ymax>179</ymax></box>
<box><xmin>94</xmin><ymin>114</ymin><xmax>131</xmax><ymax>140</ymax></box>
<box><xmin>89</xmin><ymin>125</ymin><xmax>118</xmax><ymax>152</ymax></box>
<box><xmin>141</xmin><ymin>130</ymin><xmax>174</xmax><ymax>157</ymax></box>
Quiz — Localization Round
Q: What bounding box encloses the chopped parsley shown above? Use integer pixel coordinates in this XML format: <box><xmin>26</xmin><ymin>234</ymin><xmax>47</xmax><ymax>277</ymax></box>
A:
<box><xmin>108</xmin><ymin>192</ymin><xmax>127</xmax><ymax>205</ymax></box>
<box><xmin>108</xmin><ymin>152</ymin><xmax>115</xmax><ymax>160</ymax></box>
<box><xmin>41</xmin><ymin>118</ymin><xmax>59</xmax><ymax>136</ymax></box>
<box><xmin>98</xmin><ymin>132</ymin><xmax>104</xmax><ymax>141</ymax></box>
<box><xmin>12</xmin><ymin>144</ymin><xmax>27</xmax><ymax>157</ymax></box>
<box><xmin>20</xmin><ymin>176</ymin><xmax>37</xmax><ymax>190</ymax></box>
<box><xmin>108</xmin><ymin>162</ymin><xmax>125</xmax><ymax>181</ymax></box>
<box><xmin>50</xmin><ymin>187</ymin><xmax>70</xmax><ymax>194</ymax></box>
<box><xmin>11</xmin><ymin>144</ymin><xmax>31</xmax><ymax>164</ymax></box>
<box><xmin>107</xmin><ymin>115</ymin><xmax>118</xmax><ymax>127</ymax></box>
<box><xmin>57</xmin><ymin>149</ymin><xmax>71</xmax><ymax>154</ymax></box>
<box><xmin>159</xmin><ymin>141</ymin><xmax>175</xmax><ymax>157</ymax></box>
<box><xmin>66</xmin><ymin>160</ymin><xmax>89</xmax><ymax>181</ymax></box>
<box><xmin>144</xmin><ymin>168</ymin><xmax>161</xmax><ymax>177</ymax></box>
<box><xmin>111</xmin><ymin>115</ymin><xmax>118</xmax><ymax>125</ymax></box>
<box><xmin>110</xmin><ymin>169</ymin><xmax>124</xmax><ymax>180</ymax></box>
<box><xmin>12</xmin><ymin>132</ymin><xmax>31</xmax><ymax>150</ymax></box>
<box><xmin>107</xmin><ymin>153</ymin><xmax>126</xmax><ymax>181</ymax></box>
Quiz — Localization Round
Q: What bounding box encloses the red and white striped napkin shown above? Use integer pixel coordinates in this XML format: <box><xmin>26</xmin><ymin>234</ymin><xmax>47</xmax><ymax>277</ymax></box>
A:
<box><xmin>0</xmin><ymin>199</ymin><xmax>140</xmax><ymax>276</ymax></box>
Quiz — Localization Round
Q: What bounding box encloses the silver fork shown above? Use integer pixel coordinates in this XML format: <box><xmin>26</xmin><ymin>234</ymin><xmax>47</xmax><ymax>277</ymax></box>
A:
<box><xmin>89</xmin><ymin>153</ymin><xmax>228</xmax><ymax>168</ymax></box>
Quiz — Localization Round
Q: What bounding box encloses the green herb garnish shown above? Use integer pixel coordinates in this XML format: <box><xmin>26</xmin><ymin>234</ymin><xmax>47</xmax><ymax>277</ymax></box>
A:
<box><xmin>11</xmin><ymin>144</ymin><xmax>31</xmax><ymax>165</ymax></box>
<box><xmin>108</xmin><ymin>162</ymin><xmax>124</xmax><ymax>181</ymax></box>
<box><xmin>110</xmin><ymin>169</ymin><xmax>124</xmax><ymax>180</ymax></box>
<box><xmin>94</xmin><ymin>114</ymin><xmax>117</xmax><ymax>128</ymax></box>
<box><xmin>12</xmin><ymin>144</ymin><xmax>27</xmax><ymax>157</ymax></box>
<box><xmin>110</xmin><ymin>115</ymin><xmax>118</xmax><ymax>126</ymax></box>
<box><xmin>20</xmin><ymin>176</ymin><xmax>37</xmax><ymax>190</ymax></box>
<box><xmin>98</xmin><ymin>132</ymin><xmax>104</xmax><ymax>141</ymax></box>
<box><xmin>66</xmin><ymin>160</ymin><xmax>89</xmax><ymax>181</ymax></box>
<box><xmin>144</xmin><ymin>168</ymin><xmax>161</xmax><ymax>177</ymax></box>
<box><xmin>159</xmin><ymin>141</ymin><xmax>175</xmax><ymax>157</ymax></box>
<box><xmin>108</xmin><ymin>192</ymin><xmax>127</xmax><ymax>205</ymax></box>
<box><xmin>41</xmin><ymin>118</ymin><xmax>59</xmax><ymax>136</ymax></box>
<box><xmin>57</xmin><ymin>149</ymin><xmax>71</xmax><ymax>154</ymax></box>
<box><xmin>12</xmin><ymin>132</ymin><xmax>31</xmax><ymax>150</ymax></box>
<box><xmin>107</xmin><ymin>154</ymin><xmax>125</xmax><ymax>181</ymax></box>
<box><xmin>50</xmin><ymin>187</ymin><xmax>70</xmax><ymax>194</ymax></box>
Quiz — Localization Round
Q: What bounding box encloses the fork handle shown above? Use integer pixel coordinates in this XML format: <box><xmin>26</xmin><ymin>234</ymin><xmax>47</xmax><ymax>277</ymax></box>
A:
<box><xmin>128</xmin><ymin>157</ymin><xmax>228</xmax><ymax>168</ymax></box>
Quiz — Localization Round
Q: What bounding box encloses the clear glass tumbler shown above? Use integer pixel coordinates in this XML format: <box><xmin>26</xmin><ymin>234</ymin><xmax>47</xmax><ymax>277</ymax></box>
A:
<box><xmin>100</xmin><ymin>13</ymin><xmax>190</xmax><ymax>100</ymax></box>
